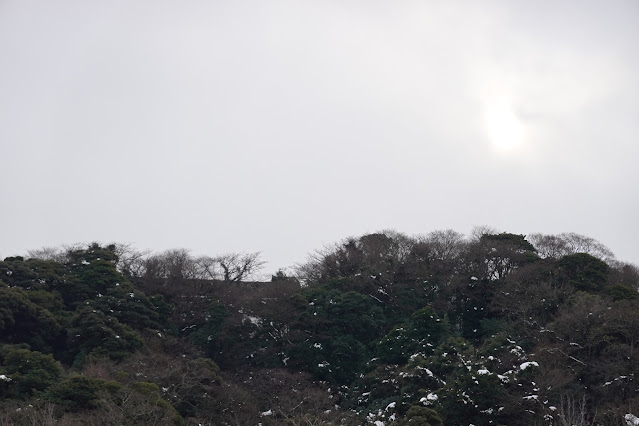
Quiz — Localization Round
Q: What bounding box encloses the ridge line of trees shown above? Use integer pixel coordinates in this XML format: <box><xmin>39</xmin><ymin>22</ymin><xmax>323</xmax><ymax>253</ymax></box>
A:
<box><xmin>0</xmin><ymin>228</ymin><xmax>637</xmax><ymax>425</ymax></box>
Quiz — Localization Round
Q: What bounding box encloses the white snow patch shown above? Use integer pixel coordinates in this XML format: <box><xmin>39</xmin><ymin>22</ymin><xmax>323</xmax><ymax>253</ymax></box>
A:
<box><xmin>245</xmin><ymin>315</ymin><xmax>262</xmax><ymax>326</ymax></box>
<box><xmin>625</xmin><ymin>414</ymin><xmax>639</xmax><ymax>426</ymax></box>
<box><xmin>420</xmin><ymin>393</ymin><xmax>438</xmax><ymax>405</ymax></box>
<box><xmin>520</xmin><ymin>361</ymin><xmax>539</xmax><ymax>370</ymax></box>
<box><xmin>416</xmin><ymin>367</ymin><xmax>434</xmax><ymax>377</ymax></box>
<box><xmin>497</xmin><ymin>374</ymin><xmax>509</xmax><ymax>383</ymax></box>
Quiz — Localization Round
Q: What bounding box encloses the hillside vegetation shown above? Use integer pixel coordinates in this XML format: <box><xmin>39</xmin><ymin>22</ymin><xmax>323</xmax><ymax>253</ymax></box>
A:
<box><xmin>0</xmin><ymin>230</ymin><xmax>638</xmax><ymax>425</ymax></box>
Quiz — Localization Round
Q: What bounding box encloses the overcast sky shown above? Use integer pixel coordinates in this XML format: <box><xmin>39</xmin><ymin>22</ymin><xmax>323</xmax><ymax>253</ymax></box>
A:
<box><xmin>1</xmin><ymin>0</ymin><xmax>638</xmax><ymax>271</ymax></box>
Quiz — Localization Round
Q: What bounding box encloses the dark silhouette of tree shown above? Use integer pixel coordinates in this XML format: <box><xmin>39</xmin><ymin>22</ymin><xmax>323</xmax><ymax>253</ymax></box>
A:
<box><xmin>215</xmin><ymin>252</ymin><xmax>266</xmax><ymax>282</ymax></box>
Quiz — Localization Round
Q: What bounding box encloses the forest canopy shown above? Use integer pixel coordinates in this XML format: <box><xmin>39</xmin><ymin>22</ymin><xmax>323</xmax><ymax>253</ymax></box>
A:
<box><xmin>0</xmin><ymin>229</ymin><xmax>638</xmax><ymax>425</ymax></box>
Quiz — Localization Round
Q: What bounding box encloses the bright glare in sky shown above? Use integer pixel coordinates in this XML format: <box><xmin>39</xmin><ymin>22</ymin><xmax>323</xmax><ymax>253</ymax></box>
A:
<box><xmin>485</xmin><ymin>102</ymin><xmax>525</xmax><ymax>153</ymax></box>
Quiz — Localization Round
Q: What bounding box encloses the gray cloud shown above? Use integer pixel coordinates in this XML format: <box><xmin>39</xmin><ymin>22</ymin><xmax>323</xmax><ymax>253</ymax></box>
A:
<box><xmin>1</xmin><ymin>0</ymin><xmax>637</xmax><ymax>268</ymax></box>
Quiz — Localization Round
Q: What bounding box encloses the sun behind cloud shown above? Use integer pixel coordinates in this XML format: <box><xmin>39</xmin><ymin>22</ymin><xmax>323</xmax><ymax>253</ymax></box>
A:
<box><xmin>484</xmin><ymin>101</ymin><xmax>525</xmax><ymax>153</ymax></box>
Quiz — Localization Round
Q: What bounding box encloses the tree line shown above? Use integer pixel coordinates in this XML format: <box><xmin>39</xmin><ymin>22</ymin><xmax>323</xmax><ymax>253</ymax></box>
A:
<box><xmin>0</xmin><ymin>229</ymin><xmax>637</xmax><ymax>425</ymax></box>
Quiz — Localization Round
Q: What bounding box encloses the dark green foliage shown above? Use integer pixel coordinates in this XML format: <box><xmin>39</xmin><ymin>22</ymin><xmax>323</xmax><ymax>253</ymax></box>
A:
<box><xmin>408</xmin><ymin>307</ymin><xmax>448</xmax><ymax>344</ymax></box>
<box><xmin>321</xmin><ymin>334</ymin><xmax>367</xmax><ymax>383</ymax></box>
<box><xmin>67</xmin><ymin>306</ymin><xmax>142</xmax><ymax>364</ymax></box>
<box><xmin>187</xmin><ymin>301</ymin><xmax>228</xmax><ymax>357</ymax></box>
<box><xmin>377</xmin><ymin>307</ymin><xmax>448</xmax><ymax>364</ymax></box>
<box><xmin>149</xmin><ymin>294</ymin><xmax>173</xmax><ymax>320</ymax></box>
<box><xmin>481</xmin><ymin>233</ymin><xmax>536</xmax><ymax>252</ymax></box>
<box><xmin>475</xmin><ymin>233</ymin><xmax>540</xmax><ymax>281</ymax></box>
<box><xmin>45</xmin><ymin>375</ymin><xmax>118</xmax><ymax>411</ymax></box>
<box><xmin>439</xmin><ymin>276</ymin><xmax>495</xmax><ymax>342</ymax></box>
<box><xmin>289</xmin><ymin>286</ymin><xmax>387</xmax><ymax>383</ymax></box>
<box><xmin>0</xmin><ymin>285</ymin><xmax>63</xmax><ymax>352</ymax></box>
<box><xmin>0</xmin><ymin>244</ymin><xmax>130</xmax><ymax>310</ymax></box>
<box><xmin>26</xmin><ymin>289</ymin><xmax>66</xmax><ymax>316</ymax></box>
<box><xmin>603</xmin><ymin>283</ymin><xmax>638</xmax><ymax>300</ymax></box>
<box><xmin>438</xmin><ymin>370</ymin><xmax>508</xmax><ymax>426</ymax></box>
<box><xmin>415</xmin><ymin>336</ymin><xmax>475</xmax><ymax>378</ymax></box>
<box><xmin>89</xmin><ymin>285</ymin><xmax>162</xmax><ymax>330</ymax></box>
<box><xmin>0</xmin><ymin>234</ymin><xmax>635</xmax><ymax>425</ymax></box>
<box><xmin>63</xmin><ymin>245</ymin><xmax>126</xmax><ymax>306</ymax></box>
<box><xmin>296</xmin><ymin>287</ymin><xmax>386</xmax><ymax>343</ymax></box>
<box><xmin>399</xmin><ymin>405</ymin><xmax>444</xmax><ymax>426</ymax></box>
<box><xmin>119</xmin><ymin>382</ymin><xmax>184</xmax><ymax>425</ymax></box>
<box><xmin>377</xmin><ymin>326</ymin><xmax>416</xmax><ymax>365</ymax></box>
<box><xmin>0</xmin><ymin>257</ymin><xmax>67</xmax><ymax>292</ymax></box>
<box><xmin>559</xmin><ymin>253</ymin><xmax>610</xmax><ymax>292</ymax></box>
<box><xmin>0</xmin><ymin>346</ymin><xmax>63</xmax><ymax>398</ymax></box>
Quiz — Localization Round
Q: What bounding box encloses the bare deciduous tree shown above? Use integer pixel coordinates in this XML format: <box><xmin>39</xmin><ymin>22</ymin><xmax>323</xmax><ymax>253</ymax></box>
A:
<box><xmin>194</xmin><ymin>255</ymin><xmax>219</xmax><ymax>280</ymax></box>
<box><xmin>529</xmin><ymin>232</ymin><xmax>614</xmax><ymax>261</ymax></box>
<box><xmin>111</xmin><ymin>242</ymin><xmax>151</xmax><ymax>278</ymax></box>
<box><xmin>26</xmin><ymin>246</ymin><xmax>68</xmax><ymax>263</ymax></box>
<box><xmin>419</xmin><ymin>229</ymin><xmax>466</xmax><ymax>262</ymax></box>
<box><xmin>142</xmin><ymin>248</ymin><xmax>199</xmax><ymax>280</ymax></box>
<box><xmin>216</xmin><ymin>252</ymin><xmax>265</xmax><ymax>282</ymax></box>
<box><xmin>26</xmin><ymin>242</ymin><xmax>85</xmax><ymax>263</ymax></box>
<box><xmin>558</xmin><ymin>394</ymin><xmax>591</xmax><ymax>426</ymax></box>
<box><xmin>469</xmin><ymin>225</ymin><xmax>499</xmax><ymax>242</ymax></box>
<box><xmin>295</xmin><ymin>231</ymin><xmax>417</xmax><ymax>284</ymax></box>
<box><xmin>137</xmin><ymin>249</ymin><xmax>266</xmax><ymax>285</ymax></box>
